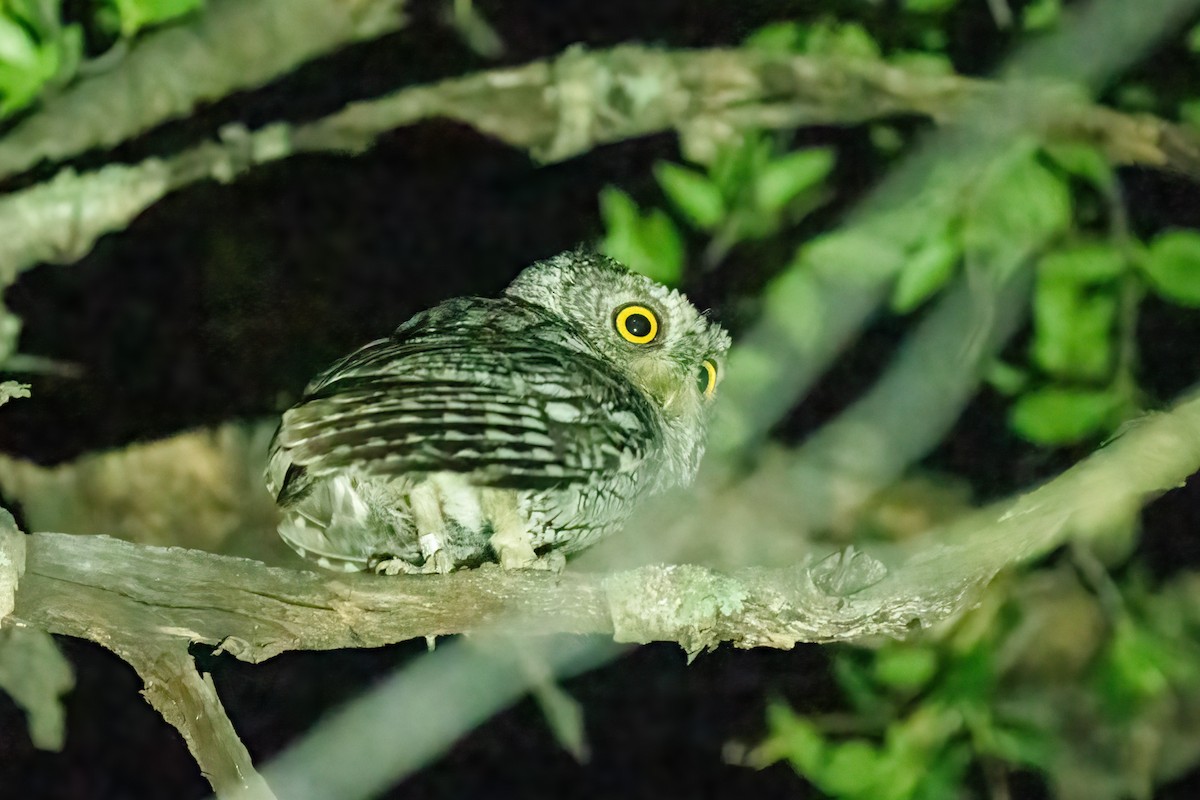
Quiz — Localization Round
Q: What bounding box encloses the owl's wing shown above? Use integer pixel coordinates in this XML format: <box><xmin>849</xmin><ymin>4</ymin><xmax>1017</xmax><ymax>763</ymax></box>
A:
<box><xmin>271</xmin><ymin>298</ymin><xmax>659</xmax><ymax>503</ymax></box>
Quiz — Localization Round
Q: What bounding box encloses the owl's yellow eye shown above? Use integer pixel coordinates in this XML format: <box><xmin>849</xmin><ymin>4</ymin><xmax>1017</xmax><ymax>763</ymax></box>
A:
<box><xmin>614</xmin><ymin>304</ymin><xmax>659</xmax><ymax>344</ymax></box>
<box><xmin>698</xmin><ymin>359</ymin><xmax>718</xmax><ymax>398</ymax></box>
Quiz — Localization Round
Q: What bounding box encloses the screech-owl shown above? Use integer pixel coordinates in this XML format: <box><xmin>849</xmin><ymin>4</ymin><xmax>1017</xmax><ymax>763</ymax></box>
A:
<box><xmin>265</xmin><ymin>250</ymin><xmax>731</xmax><ymax>574</ymax></box>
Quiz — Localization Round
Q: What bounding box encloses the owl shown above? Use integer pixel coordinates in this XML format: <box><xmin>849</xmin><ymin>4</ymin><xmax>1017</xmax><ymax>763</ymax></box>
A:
<box><xmin>265</xmin><ymin>250</ymin><xmax>731</xmax><ymax>574</ymax></box>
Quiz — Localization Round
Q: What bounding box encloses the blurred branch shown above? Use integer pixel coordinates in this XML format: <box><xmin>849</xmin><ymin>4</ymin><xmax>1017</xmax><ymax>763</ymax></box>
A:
<box><xmin>782</xmin><ymin>267</ymin><xmax>1033</xmax><ymax>532</ymax></box>
<box><xmin>649</xmin><ymin>264</ymin><xmax>1034</xmax><ymax>570</ymax></box>
<box><xmin>0</xmin><ymin>0</ymin><xmax>408</xmax><ymax>182</ymax></box>
<box><xmin>259</xmin><ymin>634</ymin><xmax>617</xmax><ymax>800</ymax></box>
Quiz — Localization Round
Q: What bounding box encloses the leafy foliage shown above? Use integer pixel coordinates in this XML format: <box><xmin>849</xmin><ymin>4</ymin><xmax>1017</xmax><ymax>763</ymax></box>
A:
<box><xmin>601</xmin><ymin>132</ymin><xmax>835</xmax><ymax>282</ymax></box>
<box><xmin>590</xmin><ymin>10</ymin><xmax>1200</xmax><ymax>798</ymax></box>
<box><xmin>752</xmin><ymin>567</ymin><xmax>1200</xmax><ymax>800</ymax></box>
<box><xmin>98</xmin><ymin>0</ymin><xmax>203</xmax><ymax>37</ymax></box>
<box><xmin>0</xmin><ymin>0</ymin><xmax>80</xmax><ymax>116</ymax></box>
<box><xmin>0</xmin><ymin>0</ymin><xmax>204</xmax><ymax>120</ymax></box>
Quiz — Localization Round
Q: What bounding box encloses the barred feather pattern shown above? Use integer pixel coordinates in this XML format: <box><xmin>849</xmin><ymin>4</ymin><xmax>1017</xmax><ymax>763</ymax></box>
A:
<box><xmin>266</xmin><ymin>252</ymin><xmax>730</xmax><ymax>572</ymax></box>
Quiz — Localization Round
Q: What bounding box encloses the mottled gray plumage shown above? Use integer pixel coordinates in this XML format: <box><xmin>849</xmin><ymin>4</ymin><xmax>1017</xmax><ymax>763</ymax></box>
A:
<box><xmin>265</xmin><ymin>251</ymin><xmax>731</xmax><ymax>573</ymax></box>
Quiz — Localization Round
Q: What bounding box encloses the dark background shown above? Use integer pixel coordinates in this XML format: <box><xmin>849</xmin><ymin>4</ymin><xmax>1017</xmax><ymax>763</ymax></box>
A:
<box><xmin>3</xmin><ymin>1</ymin><xmax>1200</xmax><ymax>797</ymax></box>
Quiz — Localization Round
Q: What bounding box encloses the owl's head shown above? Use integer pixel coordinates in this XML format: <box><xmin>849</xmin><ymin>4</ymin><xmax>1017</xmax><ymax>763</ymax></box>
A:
<box><xmin>506</xmin><ymin>250</ymin><xmax>732</xmax><ymax>484</ymax></box>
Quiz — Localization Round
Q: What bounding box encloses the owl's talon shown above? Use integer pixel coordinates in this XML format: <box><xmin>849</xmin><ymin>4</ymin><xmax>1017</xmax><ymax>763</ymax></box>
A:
<box><xmin>373</xmin><ymin>557</ymin><xmax>420</xmax><ymax>575</ymax></box>
<box><xmin>422</xmin><ymin>549</ymin><xmax>457</xmax><ymax>574</ymax></box>
<box><xmin>530</xmin><ymin>551</ymin><xmax>566</xmax><ymax>573</ymax></box>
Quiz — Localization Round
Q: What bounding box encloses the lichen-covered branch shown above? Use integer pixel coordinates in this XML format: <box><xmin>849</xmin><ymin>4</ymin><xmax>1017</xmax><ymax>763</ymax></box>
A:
<box><xmin>12</xmin><ymin>383</ymin><xmax>1200</xmax><ymax>657</ymax></box>
<box><xmin>289</xmin><ymin>44</ymin><xmax>1200</xmax><ymax>173</ymax></box>
<box><xmin>0</xmin><ymin>0</ymin><xmax>408</xmax><ymax>181</ymax></box>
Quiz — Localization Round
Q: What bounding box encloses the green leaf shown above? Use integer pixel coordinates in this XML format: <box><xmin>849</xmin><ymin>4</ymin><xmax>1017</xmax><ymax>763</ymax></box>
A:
<box><xmin>833</xmin><ymin>653</ymin><xmax>887</xmax><ymax>715</ymax></box>
<box><xmin>753</xmin><ymin>148</ymin><xmax>834</xmax><ymax>213</ymax></box>
<box><xmin>887</xmin><ymin>52</ymin><xmax>954</xmax><ymax>75</ymax></box>
<box><xmin>1181</xmin><ymin>99</ymin><xmax>1200</xmax><ymax>128</ymax></box>
<box><xmin>890</xmin><ymin>234</ymin><xmax>960</xmax><ymax>312</ymax></box>
<box><xmin>0</xmin><ymin>2</ymin><xmax>84</xmax><ymax>118</ymax></box>
<box><xmin>598</xmin><ymin>186</ymin><xmax>684</xmax><ymax>285</ymax></box>
<box><xmin>1022</xmin><ymin>0</ymin><xmax>1061</xmax><ymax>31</ymax></box>
<box><xmin>806</xmin><ymin>21</ymin><xmax>882</xmax><ymax>61</ymax></box>
<box><xmin>764</xmin><ymin>701</ymin><xmax>827</xmax><ymax>772</ymax></box>
<box><xmin>1043</xmin><ymin>143</ymin><xmax>1115</xmax><ymax>189</ymax></box>
<box><xmin>914</xmin><ymin>743</ymin><xmax>974</xmax><ymax>800</ymax></box>
<box><xmin>654</xmin><ymin>161</ymin><xmax>725</xmax><ymax>230</ymax></box>
<box><xmin>980</xmin><ymin>723</ymin><xmax>1055</xmax><ymax>769</ymax></box>
<box><xmin>1188</xmin><ymin>23</ymin><xmax>1200</xmax><ymax>53</ymax></box>
<box><xmin>1114</xmin><ymin>83</ymin><xmax>1156</xmax><ymax>113</ymax></box>
<box><xmin>1039</xmin><ymin>241</ymin><xmax>1126</xmax><ymax>283</ymax></box>
<box><xmin>902</xmin><ymin>0</ymin><xmax>958</xmax><ymax>12</ymax></box>
<box><xmin>599</xmin><ymin>186</ymin><xmax>641</xmax><ymax>258</ymax></box>
<box><xmin>1141</xmin><ymin>229</ymin><xmax>1200</xmax><ymax>306</ymax></box>
<box><xmin>0</xmin><ymin>44</ymin><xmax>57</xmax><ymax>115</ymax></box>
<box><xmin>869</xmin><ymin>125</ymin><xmax>905</xmax><ymax>156</ymax></box>
<box><xmin>985</xmin><ymin>360</ymin><xmax>1029</xmax><ymax>396</ymax></box>
<box><xmin>934</xmin><ymin>647</ymin><xmax>995</xmax><ymax>706</ymax></box>
<box><xmin>1010</xmin><ymin>387</ymin><xmax>1120</xmax><ymax>445</ymax></box>
<box><xmin>743</xmin><ymin>21</ymin><xmax>805</xmax><ymax>54</ymax></box>
<box><xmin>0</xmin><ymin>15</ymin><xmax>40</xmax><ymax>67</ymax></box>
<box><xmin>1095</xmin><ymin>619</ymin><xmax>1175</xmax><ymax>718</ymax></box>
<box><xmin>873</xmin><ymin>647</ymin><xmax>939</xmax><ymax>692</ymax></box>
<box><xmin>1031</xmin><ymin>279</ymin><xmax>1116</xmax><ymax>381</ymax></box>
<box><xmin>0</xmin><ymin>627</ymin><xmax>74</xmax><ymax>750</ymax></box>
<box><xmin>963</xmin><ymin>151</ymin><xmax>1072</xmax><ymax>279</ymax></box>
<box><xmin>822</xmin><ymin>739</ymin><xmax>884</xmax><ymax>796</ymax></box>
<box><xmin>918</xmin><ymin>27</ymin><xmax>948</xmax><ymax>51</ymax></box>
<box><xmin>873</xmin><ymin>647</ymin><xmax>936</xmax><ymax>690</ymax></box>
<box><xmin>637</xmin><ymin>208</ymin><xmax>685</xmax><ymax>284</ymax></box>
<box><xmin>108</xmin><ymin>0</ymin><xmax>204</xmax><ymax>36</ymax></box>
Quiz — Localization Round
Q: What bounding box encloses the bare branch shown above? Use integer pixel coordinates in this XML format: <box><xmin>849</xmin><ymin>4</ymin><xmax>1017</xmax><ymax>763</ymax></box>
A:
<box><xmin>123</xmin><ymin>643</ymin><xmax>276</xmax><ymax>800</ymax></box>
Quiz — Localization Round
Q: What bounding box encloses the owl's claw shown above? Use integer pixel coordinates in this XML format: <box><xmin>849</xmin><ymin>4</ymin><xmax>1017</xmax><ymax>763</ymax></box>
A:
<box><xmin>372</xmin><ymin>557</ymin><xmax>421</xmax><ymax>575</ymax></box>
<box><xmin>530</xmin><ymin>550</ymin><xmax>566</xmax><ymax>574</ymax></box>
<box><xmin>422</xmin><ymin>549</ymin><xmax>457</xmax><ymax>574</ymax></box>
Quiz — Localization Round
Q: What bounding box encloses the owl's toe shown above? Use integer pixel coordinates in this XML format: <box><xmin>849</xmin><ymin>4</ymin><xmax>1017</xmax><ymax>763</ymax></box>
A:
<box><xmin>423</xmin><ymin>549</ymin><xmax>457</xmax><ymax>574</ymax></box>
<box><xmin>372</xmin><ymin>556</ymin><xmax>420</xmax><ymax>575</ymax></box>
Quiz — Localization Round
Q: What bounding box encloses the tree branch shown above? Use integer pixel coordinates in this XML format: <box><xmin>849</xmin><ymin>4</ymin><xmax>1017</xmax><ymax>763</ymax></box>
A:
<box><xmin>12</xmin><ymin>383</ymin><xmax>1200</xmax><ymax>658</ymax></box>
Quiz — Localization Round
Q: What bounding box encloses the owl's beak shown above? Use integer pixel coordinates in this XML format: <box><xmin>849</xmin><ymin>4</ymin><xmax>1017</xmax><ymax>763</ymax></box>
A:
<box><xmin>630</xmin><ymin>360</ymin><xmax>689</xmax><ymax>418</ymax></box>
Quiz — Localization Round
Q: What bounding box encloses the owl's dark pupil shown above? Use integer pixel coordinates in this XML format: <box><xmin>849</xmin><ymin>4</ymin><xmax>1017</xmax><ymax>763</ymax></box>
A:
<box><xmin>625</xmin><ymin>313</ymin><xmax>652</xmax><ymax>338</ymax></box>
<box><xmin>697</xmin><ymin>367</ymin><xmax>710</xmax><ymax>393</ymax></box>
